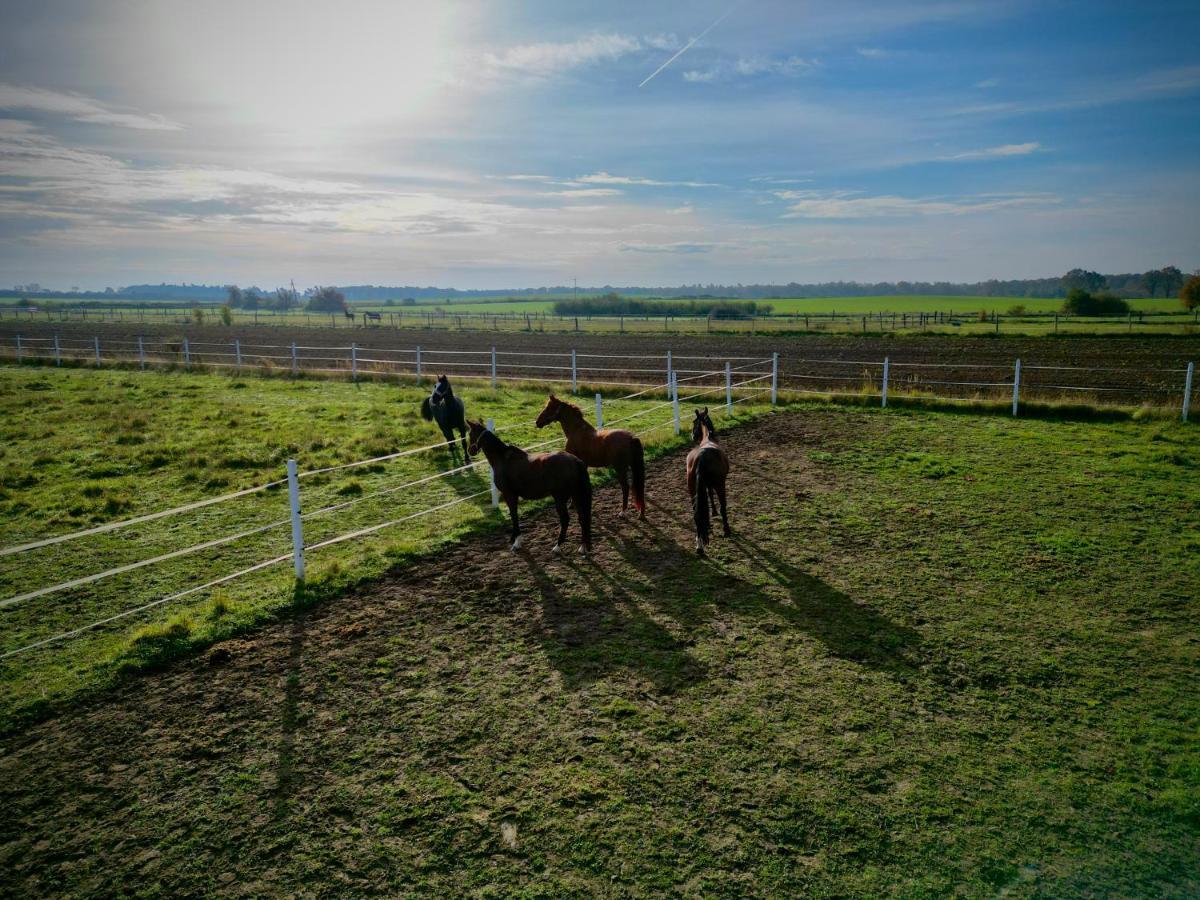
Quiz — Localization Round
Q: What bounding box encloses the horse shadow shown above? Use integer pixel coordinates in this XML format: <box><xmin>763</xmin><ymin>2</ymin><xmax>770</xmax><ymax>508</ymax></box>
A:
<box><xmin>598</xmin><ymin>509</ymin><xmax>923</xmax><ymax>678</ymax></box>
<box><xmin>514</xmin><ymin>550</ymin><xmax>708</xmax><ymax>695</ymax></box>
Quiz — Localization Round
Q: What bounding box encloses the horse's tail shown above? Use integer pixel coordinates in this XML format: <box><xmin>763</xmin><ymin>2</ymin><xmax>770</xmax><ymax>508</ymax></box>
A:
<box><xmin>694</xmin><ymin>464</ymin><xmax>711</xmax><ymax>547</ymax></box>
<box><xmin>420</xmin><ymin>397</ymin><xmax>433</xmax><ymax>421</ymax></box>
<box><xmin>631</xmin><ymin>437</ymin><xmax>646</xmax><ymax>516</ymax></box>
<box><xmin>574</xmin><ymin>460</ymin><xmax>593</xmax><ymax>549</ymax></box>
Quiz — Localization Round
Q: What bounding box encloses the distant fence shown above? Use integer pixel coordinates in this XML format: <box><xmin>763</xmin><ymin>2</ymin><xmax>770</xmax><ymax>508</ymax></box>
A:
<box><xmin>1</xmin><ymin>303</ymin><xmax>1196</xmax><ymax>334</ymax></box>
<box><xmin>0</xmin><ymin>333</ymin><xmax>1194</xmax><ymax>418</ymax></box>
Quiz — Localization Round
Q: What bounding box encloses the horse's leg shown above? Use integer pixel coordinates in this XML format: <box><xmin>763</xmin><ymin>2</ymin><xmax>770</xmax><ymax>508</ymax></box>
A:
<box><xmin>552</xmin><ymin>495</ymin><xmax>569</xmax><ymax>553</ymax></box>
<box><xmin>716</xmin><ymin>481</ymin><xmax>731</xmax><ymax>537</ymax></box>
<box><xmin>506</xmin><ymin>495</ymin><xmax>522</xmax><ymax>551</ymax></box>
<box><xmin>459</xmin><ymin>423</ymin><xmax>471</xmax><ymax>461</ymax></box>
<box><xmin>615</xmin><ymin>464</ymin><xmax>629</xmax><ymax>517</ymax></box>
<box><xmin>709</xmin><ymin>486</ymin><xmax>719</xmax><ymax>517</ymax></box>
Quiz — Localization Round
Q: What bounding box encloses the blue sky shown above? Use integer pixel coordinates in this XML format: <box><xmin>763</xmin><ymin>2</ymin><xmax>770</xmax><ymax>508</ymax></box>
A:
<box><xmin>0</xmin><ymin>0</ymin><xmax>1197</xmax><ymax>289</ymax></box>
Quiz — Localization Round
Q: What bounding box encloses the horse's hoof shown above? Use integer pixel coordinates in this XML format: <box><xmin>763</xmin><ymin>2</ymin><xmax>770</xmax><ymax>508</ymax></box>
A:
<box><xmin>579</xmin><ymin>546</ymin><xmax>590</xmax><ymax>558</ymax></box>
<box><xmin>551</xmin><ymin>543</ymin><xmax>561</xmax><ymax>555</ymax></box>
<box><xmin>510</xmin><ymin>535</ymin><xmax>523</xmax><ymax>552</ymax></box>
<box><xmin>723</xmin><ymin>528</ymin><xmax>733</xmax><ymax>538</ymax></box>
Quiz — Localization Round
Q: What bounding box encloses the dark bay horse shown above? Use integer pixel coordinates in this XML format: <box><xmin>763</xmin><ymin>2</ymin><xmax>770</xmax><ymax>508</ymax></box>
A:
<box><xmin>535</xmin><ymin>394</ymin><xmax>645</xmax><ymax>518</ymax></box>
<box><xmin>420</xmin><ymin>375</ymin><xmax>470</xmax><ymax>461</ymax></box>
<box><xmin>466</xmin><ymin>420</ymin><xmax>592</xmax><ymax>555</ymax></box>
<box><xmin>686</xmin><ymin>407</ymin><xmax>730</xmax><ymax>556</ymax></box>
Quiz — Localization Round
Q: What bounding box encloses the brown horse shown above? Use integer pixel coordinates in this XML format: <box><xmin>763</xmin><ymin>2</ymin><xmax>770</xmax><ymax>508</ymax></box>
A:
<box><xmin>466</xmin><ymin>420</ymin><xmax>593</xmax><ymax>555</ymax></box>
<box><xmin>686</xmin><ymin>407</ymin><xmax>730</xmax><ymax>556</ymax></box>
<box><xmin>535</xmin><ymin>395</ymin><xmax>645</xmax><ymax>518</ymax></box>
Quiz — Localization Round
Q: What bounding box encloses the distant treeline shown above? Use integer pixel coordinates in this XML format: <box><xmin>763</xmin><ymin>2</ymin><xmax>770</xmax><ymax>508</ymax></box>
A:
<box><xmin>552</xmin><ymin>294</ymin><xmax>772</xmax><ymax>318</ymax></box>
<box><xmin>7</xmin><ymin>266</ymin><xmax>1193</xmax><ymax>302</ymax></box>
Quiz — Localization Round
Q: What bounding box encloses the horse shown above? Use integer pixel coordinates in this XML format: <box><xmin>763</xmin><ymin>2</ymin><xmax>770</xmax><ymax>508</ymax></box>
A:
<box><xmin>420</xmin><ymin>375</ymin><xmax>471</xmax><ymax>461</ymax></box>
<box><xmin>466</xmin><ymin>420</ymin><xmax>592</xmax><ymax>555</ymax></box>
<box><xmin>534</xmin><ymin>394</ymin><xmax>645</xmax><ymax>519</ymax></box>
<box><xmin>686</xmin><ymin>407</ymin><xmax>731</xmax><ymax>556</ymax></box>
<box><xmin>343</xmin><ymin>308</ymin><xmax>355</xmax><ymax>323</ymax></box>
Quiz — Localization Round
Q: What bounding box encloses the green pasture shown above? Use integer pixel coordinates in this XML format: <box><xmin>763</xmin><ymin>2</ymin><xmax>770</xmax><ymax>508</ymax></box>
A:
<box><xmin>0</xmin><ymin>365</ymin><xmax>742</xmax><ymax>728</ymax></box>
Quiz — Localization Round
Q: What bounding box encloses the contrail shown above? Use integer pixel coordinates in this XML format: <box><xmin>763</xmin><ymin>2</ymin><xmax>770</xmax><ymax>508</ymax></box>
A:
<box><xmin>638</xmin><ymin>6</ymin><xmax>737</xmax><ymax>88</ymax></box>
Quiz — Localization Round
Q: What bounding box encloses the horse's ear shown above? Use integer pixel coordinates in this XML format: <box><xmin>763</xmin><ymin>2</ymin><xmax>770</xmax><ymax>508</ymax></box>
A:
<box><xmin>548</xmin><ymin>393</ymin><xmax>556</xmax><ymax>401</ymax></box>
<box><xmin>701</xmin><ymin>406</ymin><xmax>709</xmax><ymax>415</ymax></box>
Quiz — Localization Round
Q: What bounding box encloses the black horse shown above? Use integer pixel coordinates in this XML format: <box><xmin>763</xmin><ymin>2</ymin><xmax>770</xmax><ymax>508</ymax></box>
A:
<box><xmin>420</xmin><ymin>375</ymin><xmax>471</xmax><ymax>461</ymax></box>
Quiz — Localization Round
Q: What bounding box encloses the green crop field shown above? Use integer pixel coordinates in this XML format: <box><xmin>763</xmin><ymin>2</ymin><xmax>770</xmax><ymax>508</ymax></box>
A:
<box><xmin>0</xmin><ymin>365</ymin><xmax>743</xmax><ymax>728</ymax></box>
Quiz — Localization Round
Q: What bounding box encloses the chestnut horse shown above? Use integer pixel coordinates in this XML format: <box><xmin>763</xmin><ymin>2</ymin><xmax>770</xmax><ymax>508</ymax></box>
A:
<box><xmin>535</xmin><ymin>395</ymin><xmax>645</xmax><ymax>518</ymax></box>
<box><xmin>686</xmin><ymin>407</ymin><xmax>730</xmax><ymax>556</ymax></box>
<box><xmin>466</xmin><ymin>420</ymin><xmax>592</xmax><ymax>555</ymax></box>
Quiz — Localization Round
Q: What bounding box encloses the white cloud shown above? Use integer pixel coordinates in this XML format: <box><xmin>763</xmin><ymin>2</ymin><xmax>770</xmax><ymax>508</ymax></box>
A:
<box><xmin>544</xmin><ymin>187</ymin><xmax>623</xmax><ymax>198</ymax></box>
<box><xmin>619</xmin><ymin>241</ymin><xmax>714</xmax><ymax>254</ymax></box>
<box><xmin>974</xmin><ymin>77</ymin><xmax>1000</xmax><ymax>89</ymax></box>
<box><xmin>684</xmin><ymin>55</ymin><xmax>815</xmax><ymax>83</ymax></box>
<box><xmin>856</xmin><ymin>47</ymin><xmax>893</xmax><ymax>58</ymax></box>
<box><xmin>941</xmin><ymin>141</ymin><xmax>1041</xmax><ymax>160</ymax></box>
<box><xmin>574</xmin><ymin>171</ymin><xmax>719</xmax><ymax>188</ymax></box>
<box><xmin>778</xmin><ymin>189</ymin><xmax>1059</xmax><ymax>219</ymax></box>
<box><xmin>483</xmin><ymin>33</ymin><xmax>643</xmax><ymax>77</ymax></box>
<box><xmin>0</xmin><ymin>83</ymin><xmax>182</xmax><ymax>130</ymax></box>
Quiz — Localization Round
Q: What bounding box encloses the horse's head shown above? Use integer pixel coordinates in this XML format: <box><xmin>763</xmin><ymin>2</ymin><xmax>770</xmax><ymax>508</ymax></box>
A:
<box><xmin>535</xmin><ymin>394</ymin><xmax>562</xmax><ymax>429</ymax></box>
<box><xmin>430</xmin><ymin>375</ymin><xmax>451</xmax><ymax>406</ymax></box>
<box><xmin>692</xmin><ymin>407</ymin><xmax>715</xmax><ymax>443</ymax></box>
<box><xmin>466</xmin><ymin>419</ymin><xmax>488</xmax><ymax>457</ymax></box>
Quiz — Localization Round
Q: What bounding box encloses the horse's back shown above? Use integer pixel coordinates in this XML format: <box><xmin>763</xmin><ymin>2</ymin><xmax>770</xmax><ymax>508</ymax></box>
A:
<box><xmin>573</xmin><ymin>428</ymin><xmax>639</xmax><ymax>468</ymax></box>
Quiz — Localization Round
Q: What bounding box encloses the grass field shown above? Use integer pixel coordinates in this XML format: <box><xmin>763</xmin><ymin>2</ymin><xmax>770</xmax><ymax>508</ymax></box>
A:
<box><xmin>0</xmin><ymin>403</ymin><xmax>1196</xmax><ymax>895</ymax></box>
<box><xmin>0</xmin><ymin>366</ymin><xmax>744</xmax><ymax>729</ymax></box>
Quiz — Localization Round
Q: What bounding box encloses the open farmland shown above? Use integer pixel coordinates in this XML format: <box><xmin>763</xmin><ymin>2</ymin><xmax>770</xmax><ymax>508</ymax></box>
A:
<box><xmin>0</xmin><ymin>366</ymin><xmax>739</xmax><ymax>727</ymax></box>
<box><xmin>2</xmin><ymin>319</ymin><xmax>1197</xmax><ymax>409</ymax></box>
<box><xmin>1</xmin><ymin>403</ymin><xmax>1197</xmax><ymax>895</ymax></box>
<box><xmin>2</xmin><ymin>295</ymin><xmax>1195</xmax><ymax>336</ymax></box>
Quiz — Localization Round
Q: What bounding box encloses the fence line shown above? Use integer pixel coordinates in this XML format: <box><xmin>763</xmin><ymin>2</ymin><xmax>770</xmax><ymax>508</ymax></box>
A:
<box><xmin>0</xmin><ymin>364</ymin><xmax>771</xmax><ymax>661</ymax></box>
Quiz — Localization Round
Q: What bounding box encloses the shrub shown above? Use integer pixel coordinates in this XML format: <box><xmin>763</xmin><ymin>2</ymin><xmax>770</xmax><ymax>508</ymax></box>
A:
<box><xmin>219</xmin><ymin>304</ymin><xmax>233</xmax><ymax>326</ymax></box>
<box><xmin>1006</xmin><ymin>304</ymin><xmax>1027</xmax><ymax>316</ymax></box>
<box><xmin>1063</xmin><ymin>288</ymin><xmax>1129</xmax><ymax>316</ymax></box>
<box><xmin>1181</xmin><ymin>275</ymin><xmax>1200</xmax><ymax>311</ymax></box>
<box><xmin>192</xmin><ymin>307</ymin><xmax>204</xmax><ymax>325</ymax></box>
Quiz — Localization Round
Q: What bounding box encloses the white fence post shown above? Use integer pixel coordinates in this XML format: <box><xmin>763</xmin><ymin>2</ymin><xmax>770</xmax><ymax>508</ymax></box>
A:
<box><xmin>571</xmin><ymin>349</ymin><xmax>577</xmax><ymax>394</ymax></box>
<box><xmin>351</xmin><ymin>342</ymin><xmax>358</xmax><ymax>382</ymax></box>
<box><xmin>290</xmin><ymin>342</ymin><xmax>298</xmax><ymax>375</ymax></box>
<box><xmin>491</xmin><ymin>346</ymin><xmax>497</xmax><ymax>388</ymax></box>
<box><xmin>233</xmin><ymin>338</ymin><xmax>241</xmax><ymax>373</ymax></box>
<box><xmin>487</xmin><ymin>418</ymin><xmax>499</xmax><ymax>509</ymax></box>
<box><xmin>882</xmin><ymin>356</ymin><xmax>889</xmax><ymax>408</ymax></box>
<box><xmin>725</xmin><ymin>361</ymin><xmax>732</xmax><ymax>414</ymax></box>
<box><xmin>673</xmin><ymin>373</ymin><xmax>681</xmax><ymax>435</ymax></box>
<box><xmin>595</xmin><ymin>392</ymin><xmax>604</xmax><ymax>429</ymax></box>
<box><xmin>94</xmin><ymin>336</ymin><xmax>101</xmax><ymax>367</ymax></box>
<box><xmin>1183</xmin><ymin>361</ymin><xmax>1194</xmax><ymax>423</ymax></box>
<box><xmin>182</xmin><ymin>337</ymin><xmax>190</xmax><ymax>369</ymax></box>
<box><xmin>1012</xmin><ymin>359</ymin><xmax>1021</xmax><ymax>417</ymax></box>
<box><xmin>771</xmin><ymin>352</ymin><xmax>779</xmax><ymax>406</ymax></box>
<box><xmin>286</xmin><ymin>459</ymin><xmax>305</xmax><ymax>582</ymax></box>
<box><xmin>415</xmin><ymin>345</ymin><xmax>422</xmax><ymax>382</ymax></box>
<box><xmin>14</xmin><ymin>334</ymin><xmax>21</xmax><ymax>363</ymax></box>
<box><xmin>54</xmin><ymin>334</ymin><xmax>61</xmax><ymax>367</ymax></box>
<box><xmin>667</xmin><ymin>349</ymin><xmax>673</xmax><ymax>391</ymax></box>
<box><xmin>138</xmin><ymin>336</ymin><xmax>146</xmax><ymax>371</ymax></box>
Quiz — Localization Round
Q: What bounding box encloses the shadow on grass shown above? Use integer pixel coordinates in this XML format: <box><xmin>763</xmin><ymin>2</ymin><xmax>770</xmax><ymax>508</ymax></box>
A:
<box><xmin>515</xmin><ymin>502</ymin><xmax>921</xmax><ymax>693</ymax></box>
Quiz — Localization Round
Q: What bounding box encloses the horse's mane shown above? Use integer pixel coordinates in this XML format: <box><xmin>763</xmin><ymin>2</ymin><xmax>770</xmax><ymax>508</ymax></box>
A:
<box><xmin>554</xmin><ymin>398</ymin><xmax>589</xmax><ymax>427</ymax></box>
